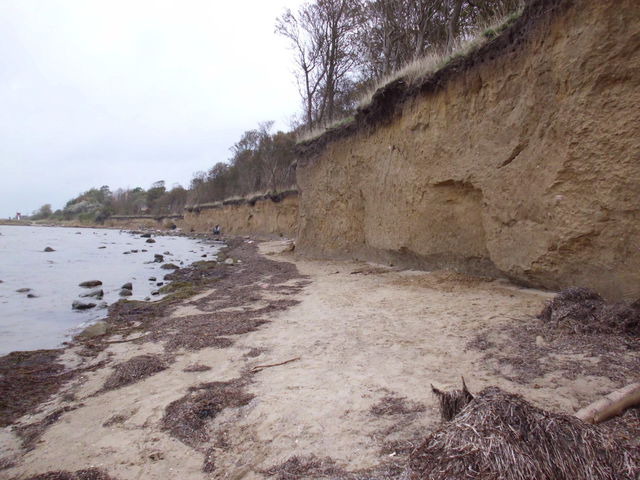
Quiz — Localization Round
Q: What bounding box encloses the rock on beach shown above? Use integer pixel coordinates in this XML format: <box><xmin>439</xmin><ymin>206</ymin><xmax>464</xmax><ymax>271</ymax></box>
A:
<box><xmin>79</xmin><ymin>280</ymin><xmax>102</xmax><ymax>288</ymax></box>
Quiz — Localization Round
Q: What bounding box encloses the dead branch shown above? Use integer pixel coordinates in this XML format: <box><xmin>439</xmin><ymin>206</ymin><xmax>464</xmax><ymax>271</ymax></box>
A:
<box><xmin>250</xmin><ymin>357</ymin><xmax>301</xmax><ymax>373</ymax></box>
<box><xmin>575</xmin><ymin>382</ymin><xmax>640</xmax><ymax>424</ymax></box>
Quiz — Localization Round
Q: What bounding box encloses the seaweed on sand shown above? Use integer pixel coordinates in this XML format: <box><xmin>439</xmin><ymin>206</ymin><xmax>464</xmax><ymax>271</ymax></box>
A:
<box><xmin>0</xmin><ymin>350</ymin><xmax>69</xmax><ymax>427</ymax></box>
<box><xmin>161</xmin><ymin>377</ymin><xmax>254</xmax><ymax>448</ymax></box>
<box><xmin>18</xmin><ymin>468</ymin><xmax>117</xmax><ymax>480</ymax></box>
<box><xmin>101</xmin><ymin>354</ymin><xmax>169</xmax><ymax>391</ymax></box>
<box><xmin>539</xmin><ymin>287</ymin><xmax>640</xmax><ymax>335</ymax></box>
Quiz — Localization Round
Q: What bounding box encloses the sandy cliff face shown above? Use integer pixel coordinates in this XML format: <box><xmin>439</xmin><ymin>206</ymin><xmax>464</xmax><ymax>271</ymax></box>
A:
<box><xmin>181</xmin><ymin>194</ymin><xmax>298</xmax><ymax>237</ymax></box>
<box><xmin>297</xmin><ymin>0</ymin><xmax>640</xmax><ymax>300</ymax></box>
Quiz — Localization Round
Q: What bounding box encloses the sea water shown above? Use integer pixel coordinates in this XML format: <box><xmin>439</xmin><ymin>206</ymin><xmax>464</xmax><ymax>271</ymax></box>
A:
<box><xmin>0</xmin><ymin>225</ymin><xmax>220</xmax><ymax>355</ymax></box>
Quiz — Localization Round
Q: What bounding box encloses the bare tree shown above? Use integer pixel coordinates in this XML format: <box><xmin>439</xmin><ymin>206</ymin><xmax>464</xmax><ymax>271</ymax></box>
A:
<box><xmin>277</xmin><ymin>0</ymin><xmax>361</xmax><ymax>128</ymax></box>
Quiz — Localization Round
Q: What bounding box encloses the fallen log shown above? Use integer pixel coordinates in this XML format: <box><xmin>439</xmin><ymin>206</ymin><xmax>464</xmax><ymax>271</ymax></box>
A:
<box><xmin>575</xmin><ymin>382</ymin><xmax>640</xmax><ymax>424</ymax></box>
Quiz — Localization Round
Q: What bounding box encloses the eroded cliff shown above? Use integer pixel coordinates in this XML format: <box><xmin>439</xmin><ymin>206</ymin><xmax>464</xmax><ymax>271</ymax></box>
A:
<box><xmin>296</xmin><ymin>0</ymin><xmax>640</xmax><ymax>300</ymax></box>
<box><xmin>181</xmin><ymin>192</ymin><xmax>298</xmax><ymax>237</ymax></box>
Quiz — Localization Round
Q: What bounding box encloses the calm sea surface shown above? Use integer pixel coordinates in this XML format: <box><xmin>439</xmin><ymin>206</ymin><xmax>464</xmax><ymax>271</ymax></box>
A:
<box><xmin>0</xmin><ymin>225</ymin><xmax>220</xmax><ymax>355</ymax></box>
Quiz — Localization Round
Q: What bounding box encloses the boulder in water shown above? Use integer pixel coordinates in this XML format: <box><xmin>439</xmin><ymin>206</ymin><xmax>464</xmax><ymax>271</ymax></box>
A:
<box><xmin>72</xmin><ymin>300</ymin><xmax>97</xmax><ymax>310</ymax></box>
<box><xmin>44</xmin><ymin>246</ymin><xmax>55</xmax><ymax>252</ymax></box>
<box><xmin>161</xmin><ymin>263</ymin><xmax>179</xmax><ymax>270</ymax></box>
<box><xmin>121</xmin><ymin>282</ymin><xmax>133</xmax><ymax>290</ymax></box>
<box><xmin>80</xmin><ymin>289</ymin><xmax>104</xmax><ymax>299</ymax></box>
<box><xmin>145</xmin><ymin>238</ymin><xmax>156</xmax><ymax>244</ymax></box>
<box><xmin>119</xmin><ymin>288</ymin><xmax>133</xmax><ymax>297</ymax></box>
<box><xmin>154</xmin><ymin>254</ymin><xmax>164</xmax><ymax>263</ymax></box>
<box><xmin>79</xmin><ymin>280</ymin><xmax>102</xmax><ymax>288</ymax></box>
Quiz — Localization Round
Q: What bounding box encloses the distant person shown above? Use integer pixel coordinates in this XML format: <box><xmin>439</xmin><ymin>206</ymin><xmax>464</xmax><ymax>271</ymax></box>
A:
<box><xmin>212</xmin><ymin>224</ymin><xmax>221</xmax><ymax>236</ymax></box>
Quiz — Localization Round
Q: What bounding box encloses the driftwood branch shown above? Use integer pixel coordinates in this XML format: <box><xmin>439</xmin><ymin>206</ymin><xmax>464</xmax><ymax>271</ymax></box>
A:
<box><xmin>575</xmin><ymin>382</ymin><xmax>640</xmax><ymax>424</ymax></box>
<box><xmin>250</xmin><ymin>357</ymin><xmax>300</xmax><ymax>373</ymax></box>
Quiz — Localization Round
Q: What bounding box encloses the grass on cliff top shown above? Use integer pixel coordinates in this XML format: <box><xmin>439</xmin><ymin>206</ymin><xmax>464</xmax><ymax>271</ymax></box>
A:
<box><xmin>296</xmin><ymin>5</ymin><xmax>524</xmax><ymax>145</ymax></box>
<box><xmin>186</xmin><ymin>186</ymin><xmax>298</xmax><ymax>210</ymax></box>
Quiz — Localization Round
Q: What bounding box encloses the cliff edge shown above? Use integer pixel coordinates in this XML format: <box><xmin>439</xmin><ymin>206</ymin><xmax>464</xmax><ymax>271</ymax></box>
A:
<box><xmin>296</xmin><ymin>0</ymin><xmax>640</xmax><ymax>300</ymax></box>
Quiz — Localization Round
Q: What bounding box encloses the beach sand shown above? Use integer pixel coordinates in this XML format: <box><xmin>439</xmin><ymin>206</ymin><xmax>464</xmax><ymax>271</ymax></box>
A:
<box><xmin>1</xmin><ymin>239</ymin><xmax>637</xmax><ymax>479</ymax></box>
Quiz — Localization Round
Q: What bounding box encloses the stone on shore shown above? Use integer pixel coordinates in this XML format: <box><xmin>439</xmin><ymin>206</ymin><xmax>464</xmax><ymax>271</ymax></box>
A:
<box><xmin>146</xmin><ymin>238</ymin><xmax>156</xmax><ymax>244</ymax></box>
<box><xmin>141</xmin><ymin>233</ymin><xmax>152</xmax><ymax>238</ymax></box>
<box><xmin>121</xmin><ymin>282</ymin><xmax>133</xmax><ymax>290</ymax></box>
<box><xmin>161</xmin><ymin>263</ymin><xmax>179</xmax><ymax>270</ymax></box>
<box><xmin>80</xmin><ymin>289</ymin><xmax>104</xmax><ymax>299</ymax></box>
<box><xmin>77</xmin><ymin>321</ymin><xmax>108</xmax><ymax>339</ymax></box>
<box><xmin>16</xmin><ymin>288</ymin><xmax>31</xmax><ymax>293</ymax></box>
<box><xmin>44</xmin><ymin>246</ymin><xmax>55</xmax><ymax>252</ymax></box>
<box><xmin>79</xmin><ymin>280</ymin><xmax>102</xmax><ymax>288</ymax></box>
<box><xmin>119</xmin><ymin>288</ymin><xmax>133</xmax><ymax>297</ymax></box>
<box><xmin>148</xmin><ymin>277</ymin><xmax>156</xmax><ymax>281</ymax></box>
<box><xmin>72</xmin><ymin>300</ymin><xmax>97</xmax><ymax>310</ymax></box>
<box><xmin>154</xmin><ymin>254</ymin><xmax>164</xmax><ymax>263</ymax></box>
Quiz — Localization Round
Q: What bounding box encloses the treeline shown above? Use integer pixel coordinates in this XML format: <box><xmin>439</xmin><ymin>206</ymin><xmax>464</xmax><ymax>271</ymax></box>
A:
<box><xmin>188</xmin><ymin>122</ymin><xmax>296</xmax><ymax>206</ymax></box>
<box><xmin>30</xmin><ymin>182</ymin><xmax>189</xmax><ymax>222</ymax></box>
<box><xmin>31</xmin><ymin>123</ymin><xmax>296</xmax><ymax>222</ymax></box>
<box><xmin>277</xmin><ymin>0</ymin><xmax>521</xmax><ymax>129</ymax></box>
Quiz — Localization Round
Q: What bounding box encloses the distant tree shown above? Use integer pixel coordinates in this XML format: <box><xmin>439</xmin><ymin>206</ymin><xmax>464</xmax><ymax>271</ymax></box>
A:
<box><xmin>32</xmin><ymin>204</ymin><xmax>52</xmax><ymax>220</ymax></box>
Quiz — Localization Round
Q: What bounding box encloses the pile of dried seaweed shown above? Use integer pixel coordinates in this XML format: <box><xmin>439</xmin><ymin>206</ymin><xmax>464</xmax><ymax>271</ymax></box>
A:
<box><xmin>539</xmin><ymin>287</ymin><xmax>640</xmax><ymax>335</ymax></box>
<box><xmin>408</xmin><ymin>387</ymin><xmax>639</xmax><ymax>480</ymax></box>
<box><xmin>101</xmin><ymin>354</ymin><xmax>168</xmax><ymax>391</ymax></box>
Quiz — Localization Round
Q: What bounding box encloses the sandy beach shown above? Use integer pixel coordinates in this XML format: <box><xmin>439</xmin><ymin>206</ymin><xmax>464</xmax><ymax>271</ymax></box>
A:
<box><xmin>1</xmin><ymin>238</ymin><xmax>638</xmax><ymax>479</ymax></box>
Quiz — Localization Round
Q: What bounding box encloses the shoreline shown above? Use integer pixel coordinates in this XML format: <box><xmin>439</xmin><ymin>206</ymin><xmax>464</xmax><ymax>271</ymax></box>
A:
<box><xmin>0</xmin><ymin>225</ymin><xmax>220</xmax><ymax>356</ymax></box>
<box><xmin>1</xmin><ymin>238</ymin><xmax>638</xmax><ymax>478</ymax></box>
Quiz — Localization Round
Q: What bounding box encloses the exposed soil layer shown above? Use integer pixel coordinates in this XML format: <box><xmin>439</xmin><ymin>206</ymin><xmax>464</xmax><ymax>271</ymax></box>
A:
<box><xmin>295</xmin><ymin>0</ymin><xmax>571</xmax><ymax>157</ymax></box>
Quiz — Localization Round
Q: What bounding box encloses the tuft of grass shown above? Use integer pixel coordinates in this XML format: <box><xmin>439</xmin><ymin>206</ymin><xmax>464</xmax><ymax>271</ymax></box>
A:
<box><xmin>296</xmin><ymin>5</ymin><xmax>524</xmax><ymax>146</ymax></box>
<box><xmin>357</xmin><ymin>5</ymin><xmax>525</xmax><ymax>109</ymax></box>
<box><xmin>296</xmin><ymin>116</ymin><xmax>355</xmax><ymax>144</ymax></box>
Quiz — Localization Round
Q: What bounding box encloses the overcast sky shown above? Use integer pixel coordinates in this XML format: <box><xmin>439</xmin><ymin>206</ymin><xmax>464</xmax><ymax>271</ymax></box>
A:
<box><xmin>0</xmin><ymin>0</ymin><xmax>306</xmax><ymax>218</ymax></box>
